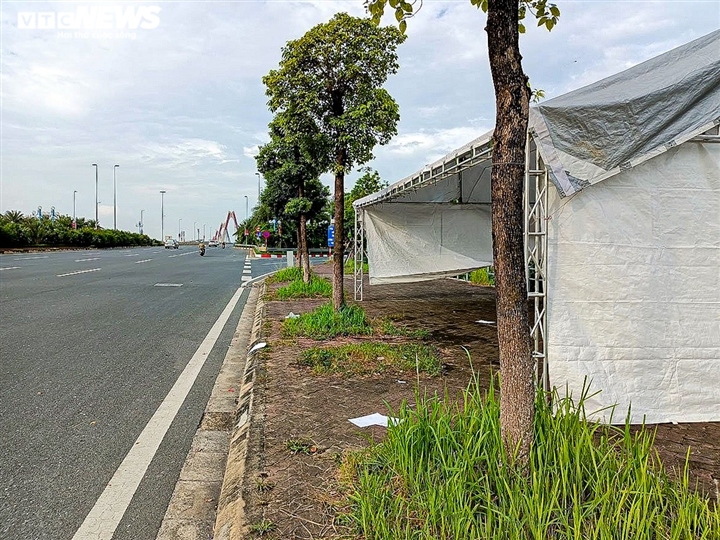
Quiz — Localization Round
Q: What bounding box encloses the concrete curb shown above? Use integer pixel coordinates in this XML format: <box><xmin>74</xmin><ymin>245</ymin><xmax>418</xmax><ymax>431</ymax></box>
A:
<box><xmin>212</xmin><ymin>281</ymin><xmax>267</xmax><ymax>540</ymax></box>
<box><xmin>155</xmin><ymin>283</ymin><xmax>260</xmax><ymax>540</ymax></box>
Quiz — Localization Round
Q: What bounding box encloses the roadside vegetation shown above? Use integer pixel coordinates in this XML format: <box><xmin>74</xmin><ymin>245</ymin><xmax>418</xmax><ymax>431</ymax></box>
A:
<box><xmin>469</xmin><ymin>266</ymin><xmax>495</xmax><ymax>287</ymax></box>
<box><xmin>339</xmin><ymin>379</ymin><xmax>720</xmax><ymax>539</ymax></box>
<box><xmin>0</xmin><ymin>210</ymin><xmax>157</xmax><ymax>249</ymax></box>
<box><xmin>299</xmin><ymin>342</ymin><xmax>441</xmax><ymax>376</ymax></box>
<box><xmin>265</xmin><ymin>266</ymin><xmax>332</xmax><ymax>300</ymax></box>
<box><xmin>282</xmin><ymin>302</ymin><xmax>373</xmax><ymax>339</ymax></box>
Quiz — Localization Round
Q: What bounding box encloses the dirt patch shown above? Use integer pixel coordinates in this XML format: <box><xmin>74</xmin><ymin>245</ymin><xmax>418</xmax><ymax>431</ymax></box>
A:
<box><xmin>241</xmin><ymin>263</ymin><xmax>719</xmax><ymax>538</ymax></box>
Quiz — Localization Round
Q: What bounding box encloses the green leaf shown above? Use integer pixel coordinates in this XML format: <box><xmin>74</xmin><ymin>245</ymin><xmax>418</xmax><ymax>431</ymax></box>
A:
<box><xmin>550</xmin><ymin>5</ymin><xmax>560</xmax><ymax>17</ymax></box>
<box><xmin>395</xmin><ymin>8</ymin><xmax>403</xmax><ymax>21</ymax></box>
<box><xmin>399</xmin><ymin>19</ymin><xmax>407</xmax><ymax>34</ymax></box>
<box><xmin>401</xmin><ymin>1</ymin><xmax>413</xmax><ymax>13</ymax></box>
<box><xmin>518</xmin><ymin>22</ymin><xmax>526</xmax><ymax>34</ymax></box>
<box><xmin>545</xmin><ymin>19</ymin><xmax>554</xmax><ymax>30</ymax></box>
<box><xmin>389</xmin><ymin>0</ymin><xmax>399</xmax><ymax>8</ymax></box>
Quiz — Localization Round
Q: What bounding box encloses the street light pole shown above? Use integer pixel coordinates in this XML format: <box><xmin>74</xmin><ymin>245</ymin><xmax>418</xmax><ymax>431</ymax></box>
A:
<box><xmin>113</xmin><ymin>164</ymin><xmax>119</xmax><ymax>230</ymax></box>
<box><xmin>255</xmin><ymin>172</ymin><xmax>261</xmax><ymax>200</ymax></box>
<box><xmin>140</xmin><ymin>209</ymin><xmax>145</xmax><ymax>234</ymax></box>
<box><xmin>73</xmin><ymin>190</ymin><xmax>77</xmax><ymax>227</ymax></box>
<box><xmin>178</xmin><ymin>218</ymin><xmax>182</xmax><ymax>241</ymax></box>
<box><xmin>203</xmin><ymin>223</ymin><xmax>206</xmax><ymax>241</ymax></box>
<box><xmin>160</xmin><ymin>190</ymin><xmax>166</xmax><ymax>240</ymax></box>
<box><xmin>193</xmin><ymin>222</ymin><xmax>197</xmax><ymax>241</ymax></box>
<box><xmin>92</xmin><ymin>163</ymin><xmax>98</xmax><ymax>228</ymax></box>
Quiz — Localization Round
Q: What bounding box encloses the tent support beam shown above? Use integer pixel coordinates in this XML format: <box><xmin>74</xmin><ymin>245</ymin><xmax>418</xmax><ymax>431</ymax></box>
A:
<box><xmin>353</xmin><ymin>207</ymin><xmax>365</xmax><ymax>301</ymax></box>
<box><xmin>524</xmin><ymin>137</ymin><xmax>550</xmax><ymax>393</ymax></box>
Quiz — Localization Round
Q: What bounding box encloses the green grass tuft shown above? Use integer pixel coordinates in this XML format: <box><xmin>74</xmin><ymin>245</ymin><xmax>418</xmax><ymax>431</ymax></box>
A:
<box><xmin>345</xmin><ymin>257</ymin><xmax>369</xmax><ymax>274</ymax></box>
<box><xmin>340</xmin><ymin>379</ymin><xmax>720</xmax><ymax>539</ymax></box>
<box><xmin>275</xmin><ymin>275</ymin><xmax>332</xmax><ymax>300</ymax></box>
<box><xmin>376</xmin><ymin>318</ymin><xmax>430</xmax><ymax>339</ymax></box>
<box><xmin>266</xmin><ymin>266</ymin><xmax>304</xmax><ymax>284</ymax></box>
<box><xmin>469</xmin><ymin>266</ymin><xmax>495</xmax><ymax>287</ymax></box>
<box><xmin>299</xmin><ymin>342</ymin><xmax>442</xmax><ymax>376</ymax></box>
<box><xmin>282</xmin><ymin>302</ymin><xmax>373</xmax><ymax>339</ymax></box>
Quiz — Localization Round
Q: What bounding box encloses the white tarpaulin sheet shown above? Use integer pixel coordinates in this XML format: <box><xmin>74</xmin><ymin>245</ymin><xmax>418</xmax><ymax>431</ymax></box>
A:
<box><xmin>546</xmin><ymin>141</ymin><xmax>720</xmax><ymax>423</ymax></box>
<box><xmin>365</xmin><ymin>203</ymin><xmax>493</xmax><ymax>284</ymax></box>
<box><xmin>531</xmin><ymin>30</ymin><xmax>720</xmax><ymax>198</ymax></box>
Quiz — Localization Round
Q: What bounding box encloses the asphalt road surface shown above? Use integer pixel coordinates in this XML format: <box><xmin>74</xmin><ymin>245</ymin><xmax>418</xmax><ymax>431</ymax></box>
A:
<box><xmin>0</xmin><ymin>246</ymin><xmax>289</xmax><ymax>540</ymax></box>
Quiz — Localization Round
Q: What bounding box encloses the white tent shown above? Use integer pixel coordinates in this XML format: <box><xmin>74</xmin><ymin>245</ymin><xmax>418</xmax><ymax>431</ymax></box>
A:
<box><xmin>353</xmin><ymin>30</ymin><xmax>720</xmax><ymax>424</ymax></box>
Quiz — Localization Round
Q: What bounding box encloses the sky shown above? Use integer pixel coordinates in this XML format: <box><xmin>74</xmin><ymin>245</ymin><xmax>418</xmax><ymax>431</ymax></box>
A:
<box><xmin>1</xmin><ymin>1</ymin><xmax>718</xmax><ymax>240</ymax></box>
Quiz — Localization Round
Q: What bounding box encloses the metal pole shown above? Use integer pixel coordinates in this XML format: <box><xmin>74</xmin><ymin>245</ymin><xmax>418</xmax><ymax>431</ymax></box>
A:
<box><xmin>160</xmin><ymin>190</ymin><xmax>166</xmax><ymax>240</ymax></box>
<box><xmin>92</xmin><ymin>163</ymin><xmax>98</xmax><ymax>228</ymax></box>
<box><xmin>203</xmin><ymin>223</ymin><xmax>206</xmax><ymax>241</ymax></box>
<box><xmin>113</xmin><ymin>165</ymin><xmax>119</xmax><ymax>230</ymax></box>
<box><xmin>73</xmin><ymin>190</ymin><xmax>77</xmax><ymax>226</ymax></box>
<box><xmin>255</xmin><ymin>172</ymin><xmax>261</xmax><ymax>200</ymax></box>
<box><xmin>178</xmin><ymin>218</ymin><xmax>182</xmax><ymax>241</ymax></box>
<box><xmin>193</xmin><ymin>222</ymin><xmax>197</xmax><ymax>241</ymax></box>
<box><xmin>140</xmin><ymin>209</ymin><xmax>144</xmax><ymax>235</ymax></box>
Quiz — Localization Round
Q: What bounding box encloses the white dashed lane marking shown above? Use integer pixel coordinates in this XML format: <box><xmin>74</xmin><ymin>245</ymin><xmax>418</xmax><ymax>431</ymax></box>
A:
<box><xmin>75</xmin><ymin>258</ymin><xmax>101</xmax><ymax>262</ymax></box>
<box><xmin>154</xmin><ymin>283</ymin><xmax>183</xmax><ymax>287</ymax></box>
<box><xmin>0</xmin><ymin>266</ymin><xmax>21</xmax><ymax>271</ymax></box>
<box><xmin>57</xmin><ymin>268</ymin><xmax>101</xmax><ymax>277</ymax></box>
<box><xmin>135</xmin><ymin>259</ymin><xmax>153</xmax><ymax>264</ymax></box>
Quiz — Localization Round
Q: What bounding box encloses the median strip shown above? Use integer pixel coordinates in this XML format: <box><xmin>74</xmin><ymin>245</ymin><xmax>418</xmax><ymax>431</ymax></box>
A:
<box><xmin>57</xmin><ymin>268</ymin><xmax>101</xmax><ymax>277</ymax></box>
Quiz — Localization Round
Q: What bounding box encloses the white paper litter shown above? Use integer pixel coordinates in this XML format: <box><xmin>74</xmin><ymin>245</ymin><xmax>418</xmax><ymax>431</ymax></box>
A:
<box><xmin>348</xmin><ymin>413</ymin><xmax>399</xmax><ymax>428</ymax></box>
<box><xmin>285</xmin><ymin>312</ymin><xmax>300</xmax><ymax>319</ymax></box>
<box><xmin>476</xmin><ymin>320</ymin><xmax>496</xmax><ymax>325</ymax></box>
<box><xmin>249</xmin><ymin>342</ymin><xmax>267</xmax><ymax>354</ymax></box>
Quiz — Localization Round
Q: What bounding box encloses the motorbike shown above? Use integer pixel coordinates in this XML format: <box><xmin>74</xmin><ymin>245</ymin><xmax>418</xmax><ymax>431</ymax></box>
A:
<box><xmin>222</xmin><ymin>242</ymin><xmax>226</xmax><ymax>249</ymax></box>
<box><xmin>199</xmin><ymin>244</ymin><xmax>206</xmax><ymax>256</ymax></box>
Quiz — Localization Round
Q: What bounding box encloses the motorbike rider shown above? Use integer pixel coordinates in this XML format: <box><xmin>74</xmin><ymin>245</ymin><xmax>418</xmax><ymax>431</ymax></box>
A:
<box><xmin>199</xmin><ymin>241</ymin><xmax>206</xmax><ymax>255</ymax></box>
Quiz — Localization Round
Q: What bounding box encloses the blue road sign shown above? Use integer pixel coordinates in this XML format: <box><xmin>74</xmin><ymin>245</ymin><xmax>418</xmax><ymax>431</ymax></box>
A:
<box><xmin>328</xmin><ymin>224</ymin><xmax>335</xmax><ymax>248</ymax></box>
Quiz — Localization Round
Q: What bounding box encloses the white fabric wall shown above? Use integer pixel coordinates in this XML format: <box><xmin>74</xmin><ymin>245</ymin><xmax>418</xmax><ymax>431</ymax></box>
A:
<box><xmin>365</xmin><ymin>203</ymin><xmax>493</xmax><ymax>284</ymax></box>
<box><xmin>546</xmin><ymin>141</ymin><xmax>720</xmax><ymax>423</ymax></box>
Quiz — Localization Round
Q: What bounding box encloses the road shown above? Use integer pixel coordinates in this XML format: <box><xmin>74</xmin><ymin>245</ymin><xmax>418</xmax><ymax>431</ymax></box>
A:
<box><xmin>0</xmin><ymin>246</ymin><xmax>289</xmax><ymax>540</ymax></box>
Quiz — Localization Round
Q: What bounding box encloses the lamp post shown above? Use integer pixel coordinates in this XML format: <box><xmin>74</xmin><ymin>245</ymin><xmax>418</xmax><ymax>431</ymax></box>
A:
<box><xmin>160</xmin><ymin>190</ymin><xmax>166</xmax><ymax>240</ymax></box>
<box><xmin>178</xmin><ymin>218</ymin><xmax>182</xmax><ymax>241</ymax></box>
<box><xmin>113</xmin><ymin>164</ymin><xmax>119</xmax><ymax>230</ymax></box>
<box><xmin>92</xmin><ymin>163</ymin><xmax>98</xmax><ymax>228</ymax></box>
<box><xmin>72</xmin><ymin>190</ymin><xmax>77</xmax><ymax>228</ymax></box>
<box><xmin>193</xmin><ymin>221</ymin><xmax>197</xmax><ymax>242</ymax></box>
<box><xmin>244</xmin><ymin>195</ymin><xmax>249</xmax><ymax>244</ymax></box>
<box><xmin>139</xmin><ymin>209</ymin><xmax>145</xmax><ymax>234</ymax></box>
<box><xmin>203</xmin><ymin>223</ymin><xmax>206</xmax><ymax>241</ymax></box>
<box><xmin>255</xmin><ymin>172</ymin><xmax>261</xmax><ymax>199</ymax></box>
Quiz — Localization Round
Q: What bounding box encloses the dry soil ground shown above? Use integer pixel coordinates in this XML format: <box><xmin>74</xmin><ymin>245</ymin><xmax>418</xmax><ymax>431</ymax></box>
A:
<box><xmin>241</xmin><ymin>263</ymin><xmax>719</xmax><ymax>539</ymax></box>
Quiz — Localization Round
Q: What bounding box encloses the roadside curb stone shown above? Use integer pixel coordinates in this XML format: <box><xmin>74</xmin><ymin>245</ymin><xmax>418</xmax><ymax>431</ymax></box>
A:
<box><xmin>155</xmin><ymin>283</ymin><xmax>260</xmax><ymax>540</ymax></box>
<box><xmin>213</xmin><ymin>282</ymin><xmax>266</xmax><ymax>540</ymax></box>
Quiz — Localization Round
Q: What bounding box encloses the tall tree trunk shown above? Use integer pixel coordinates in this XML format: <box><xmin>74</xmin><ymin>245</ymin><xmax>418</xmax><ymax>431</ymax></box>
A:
<box><xmin>486</xmin><ymin>0</ymin><xmax>534</xmax><ymax>463</ymax></box>
<box><xmin>295</xmin><ymin>226</ymin><xmax>302</xmax><ymax>267</ymax></box>
<box><xmin>299</xmin><ymin>213</ymin><xmax>311</xmax><ymax>283</ymax></box>
<box><xmin>332</xmin><ymin>147</ymin><xmax>346</xmax><ymax>310</ymax></box>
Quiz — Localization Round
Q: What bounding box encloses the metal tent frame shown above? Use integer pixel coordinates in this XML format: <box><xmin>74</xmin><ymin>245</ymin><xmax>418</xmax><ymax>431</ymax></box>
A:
<box><xmin>353</xmin><ymin>133</ymin><xmax>549</xmax><ymax>391</ymax></box>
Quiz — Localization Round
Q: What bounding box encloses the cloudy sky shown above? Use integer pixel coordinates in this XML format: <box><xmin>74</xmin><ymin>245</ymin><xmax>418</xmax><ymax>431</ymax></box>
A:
<box><xmin>1</xmin><ymin>1</ymin><xmax>718</xmax><ymax>240</ymax></box>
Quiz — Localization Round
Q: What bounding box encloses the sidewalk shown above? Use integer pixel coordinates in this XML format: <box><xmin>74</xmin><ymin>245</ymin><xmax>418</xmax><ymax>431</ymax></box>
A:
<box><xmin>214</xmin><ymin>262</ymin><xmax>719</xmax><ymax>538</ymax></box>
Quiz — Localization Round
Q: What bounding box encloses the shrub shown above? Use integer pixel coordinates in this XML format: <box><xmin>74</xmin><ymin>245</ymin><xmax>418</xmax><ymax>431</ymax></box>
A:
<box><xmin>282</xmin><ymin>302</ymin><xmax>373</xmax><ymax>339</ymax></box>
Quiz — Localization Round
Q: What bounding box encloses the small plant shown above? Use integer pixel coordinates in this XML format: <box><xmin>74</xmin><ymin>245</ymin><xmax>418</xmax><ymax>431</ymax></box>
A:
<box><xmin>469</xmin><ymin>266</ymin><xmax>495</xmax><ymax>286</ymax></box>
<box><xmin>344</xmin><ymin>257</ymin><xmax>369</xmax><ymax>274</ymax></box>
<box><xmin>255</xmin><ymin>478</ymin><xmax>275</xmax><ymax>493</ymax></box>
<box><xmin>248</xmin><ymin>518</ymin><xmax>276</xmax><ymax>535</ymax></box>
<box><xmin>285</xmin><ymin>438</ymin><xmax>315</xmax><ymax>455</ymax></box>
<box><xmin>275</xmin><ymin>275</ymin><xmax>332</xmax><ymax>300</ymax></box>
<box><xmin>299</xmin><ymin>342</ymin><xmax>442</xmax><ymax>376</ymax></box>
<box><xmin>267</xmin><ymin>266</ymin><xmax>304</xmax><ymax>284</ymax></box>
<box><xmin>282</xmin><ymin>302</ymin><xmax>373</xmax><ymax>339</ymax></box>
<box><xmin>376</xmin><ymin>318</ymin><xmax>430</xmax><ymax>339</ymax></box>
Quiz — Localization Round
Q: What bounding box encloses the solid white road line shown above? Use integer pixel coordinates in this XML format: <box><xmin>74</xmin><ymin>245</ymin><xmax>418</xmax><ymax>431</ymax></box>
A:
<box><xmin>0</xmin><ymin>266</ymin><xmax>21</xmax><ymax>271</ymax></box>
<box><xmin>71</xmin><ymin>285</ymin><xmax>247</xmax><ymax>540</ymax></box>
<box><xmin>13</xmin><ymin>256</ymin><xmax>48</xmax><ymax>260</ymax></box>
<box><xmin>154</xmin><ymin>283</ymin><xmax>183</xmax><ymax>287</ymax></box>
<box><xmin>57</xmin><ymin>268</ymin><xmax>101</xmax><ymax>277</ymax></box>
<box><xmin>135</xmin><ymin>259</ymin><xmax>153</xmax><ymax>264</ymax></box>
<box><xmin>75</xmin><ymin>258</ymin><xmax>101</xmax><ymax>262</ymax></box>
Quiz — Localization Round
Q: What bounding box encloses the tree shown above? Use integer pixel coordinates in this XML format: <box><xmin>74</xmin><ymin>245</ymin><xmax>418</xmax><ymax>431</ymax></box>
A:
<box><xmin>256</xmin><ymin>114</ymin><xmax>330</xmax><ymax>283</ymax></box>
<box><xmin>263</xmin><ymin>12</ymin><xmax>406</xmax><ymax>310</ymax></box>
<box><xmin>366</xmin><ymin>0</ymin><xmax>559</xmax><ymax>463</ymax></box>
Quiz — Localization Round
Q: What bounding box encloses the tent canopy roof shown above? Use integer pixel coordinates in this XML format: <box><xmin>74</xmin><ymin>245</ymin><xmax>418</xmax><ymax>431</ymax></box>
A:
<box><xmin>355</xmin><ymin>30</ymin><xmax>720</xmax><ymax>208</ymax></box>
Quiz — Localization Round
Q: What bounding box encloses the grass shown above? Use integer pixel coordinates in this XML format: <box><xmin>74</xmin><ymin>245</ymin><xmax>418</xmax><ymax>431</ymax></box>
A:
<box><xmin>376</xmin><ymin>318</ymin><xmax>430</xmax><ymax>339</ymax></box>
<box><xmin>469</xmin><ymin>266</ymin><xmax>495</xmax><ymax>286</ymax></box>
<box><xmin>345</xmin><ymin>257</ymin><xmax>369</xmax><ymax>274</ymax></box>
<box><xmin>339</xmin><ymin>379</ymin><xmax>720</xmax><ymax>539</ymax></box>
<box><xmin>285</xmin><ymin>438</ymin><xmax>315</xmax><ymax>455</ymax></box>
<box><xmin>266</xmin><ymin>266</ymin><xmax>304</xmax><ymax>284</ymax></box>
<box><xmin>282</xmin><ymin>302</ymin><xmax>373</xmax><ymax>339</ymax></box>
<box><xmin>299</xmin><ymin>342</ymin><xmax>442</xmax><ymax>376</ymax></box>
<box><xmin>275</xmin><ymin>275</ymin><xmax>332</xmax><ymax>300</ymax></box>
<box><xmin>248</xmin><ymin>518</ymin><xmax>276</xmax><ymax>535</ymax></box>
